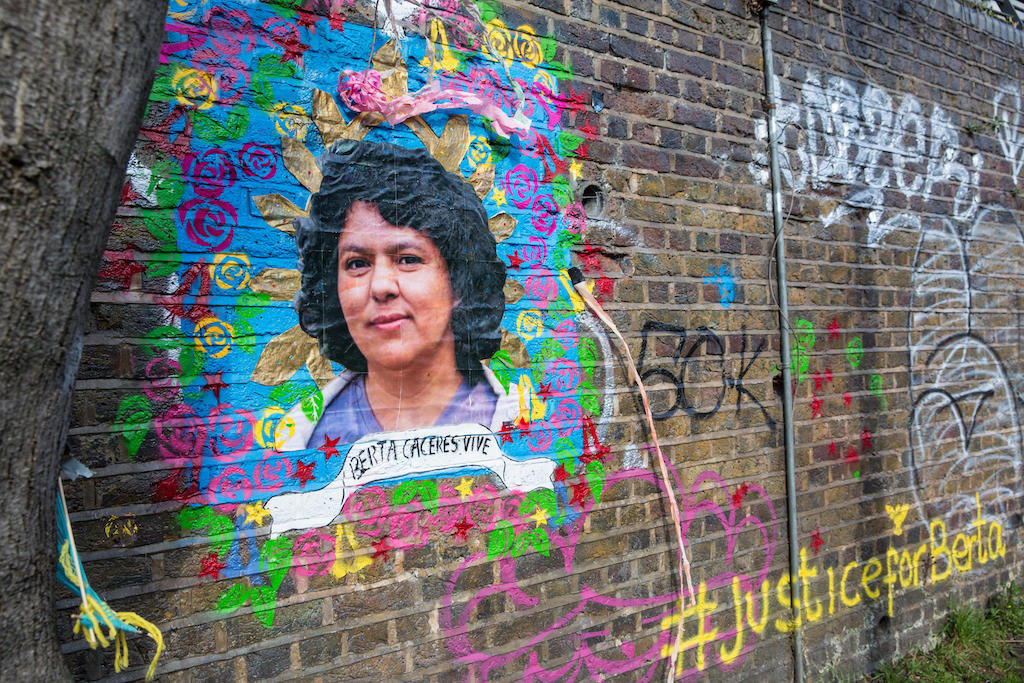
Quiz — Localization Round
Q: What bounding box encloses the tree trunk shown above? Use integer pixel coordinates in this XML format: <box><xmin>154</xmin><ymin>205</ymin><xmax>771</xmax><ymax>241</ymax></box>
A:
<box><xmin>0</xmin><ymin>1</ymin><xmax>166</xmax><ymax>679</ymax></box>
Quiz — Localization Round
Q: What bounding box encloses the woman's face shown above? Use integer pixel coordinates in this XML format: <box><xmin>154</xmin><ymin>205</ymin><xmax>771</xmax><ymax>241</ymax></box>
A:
<box><xmin>337</xmin><ymin>201</ymin><xmax>456</xmax><ymax>374</ymax></box>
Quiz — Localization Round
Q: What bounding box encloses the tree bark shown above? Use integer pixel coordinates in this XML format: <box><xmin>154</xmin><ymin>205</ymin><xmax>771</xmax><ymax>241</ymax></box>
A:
<box><xmin>0</xmin><ymin>2</ymin><xmax>166</xmax><ymax>679</ymax></box>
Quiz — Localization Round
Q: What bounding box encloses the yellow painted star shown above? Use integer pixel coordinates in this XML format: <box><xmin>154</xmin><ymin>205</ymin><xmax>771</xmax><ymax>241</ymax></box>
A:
<box><xmin>569</xmin><ymin>159</ymin><xmax>582</xmax><ymax>180</ymax></box>
<box><xmin>529</xmin><ymin>506</ymin><xmax>549</xmax><ymax>528</ymax></box>
<box><xmin>491</xmin><ymin>188</ymin><xmax>507</xmax><ymax>207</ymax></box>
<box><xmin>456</xmin><ymin>477</ymin><xmax>475</xmax><ymax>500</ymax></box>
<box><xmin>243</xmin><ymin>502</ymin><xmax>271</xmax><ymax>526</ymax></box>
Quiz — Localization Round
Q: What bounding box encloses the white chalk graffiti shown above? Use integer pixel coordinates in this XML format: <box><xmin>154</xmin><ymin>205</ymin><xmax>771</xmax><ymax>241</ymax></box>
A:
<box><xmin>993</xmin><ymin>83</ymin><xmax>1024</xmax><ymax>186</ymax></box>
<box><xmin>759</xmin><ymin>70</ymin><xmax>1024</xmax><ymax>524</ymax></box>
<box><xmin>908</xmin><ymin>207</ymin><xmax>1024</xmax><ymax>523</ymax></box>
<box><xmin>753</xmin><ymin>71</ymin><xmax>982</xmax><ymax>244</ymax></box>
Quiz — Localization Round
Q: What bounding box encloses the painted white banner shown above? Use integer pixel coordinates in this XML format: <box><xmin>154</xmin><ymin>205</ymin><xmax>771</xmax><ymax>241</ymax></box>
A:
<box><xmin>266</xmin><ymin>422</ymin><xmax>556</xmax><ymax>536</ymax></box>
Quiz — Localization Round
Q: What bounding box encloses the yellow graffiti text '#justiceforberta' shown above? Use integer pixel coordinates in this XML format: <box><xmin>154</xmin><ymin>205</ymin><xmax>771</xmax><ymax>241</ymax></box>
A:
<box><xmin>662</xmin><ymin>494</ymin><xmax>1007</xmax><ymax>672</ymax></box>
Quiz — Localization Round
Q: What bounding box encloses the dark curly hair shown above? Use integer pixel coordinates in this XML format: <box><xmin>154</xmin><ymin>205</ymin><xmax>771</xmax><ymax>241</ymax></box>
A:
<box><xmin>294</xmin><ymin>139</ymin><xmax>506</xmax><ymax>381</ymax></box>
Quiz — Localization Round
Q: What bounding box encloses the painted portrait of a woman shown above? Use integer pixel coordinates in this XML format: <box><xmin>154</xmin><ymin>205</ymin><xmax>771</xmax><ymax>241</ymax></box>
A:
<box><xmin>276</xmin><ymin>139</ymin><xmax>517</xmax><ymax>452</ymax></box>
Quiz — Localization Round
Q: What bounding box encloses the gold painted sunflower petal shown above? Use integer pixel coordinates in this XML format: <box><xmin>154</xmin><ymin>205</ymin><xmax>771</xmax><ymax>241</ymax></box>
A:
<box><xmin>251</xmin><ymin>324</ymin><xmax>317</xmax><ymax>386</ymax></box>
<box><xmin>282</xmin><ymin>136</ymin><xmax>322</xmax><ymax>193</ymax></box>
<box><xmin>372</xmin><ymin>40</ymin><xmax>408</xmax><ymax>99</ymax></box>
<box><xmin>500</xmin><ymin>328</ymin><xmax>530</xmax><ymax>368</ymax></box>
<box><xmin>249</xmin><ymin>268</ymin><xmax>301</xmax><ymax>301</ymax></box>
<box><xmin>253</xmin><ymin>194</ymin><xmax>309</xmax><ymax>235</ymax></box>
<box><xmin>312</xmin><ymin>89</ymin><xmax>381</xmax><ymax>145</ymax></box>
<box><xmin>403</xmin><ymin>115</ymin><xmax>471</xmax><ymax>173</ymax></box>
<box><xmin>488</xmin><ymin>212</ymin><xmax>517</xmax><ymax>243</ymax></box>
<box><xmin>466</xmin><ymin>163</ymin><xmax>495</xmax><ymax>199</ymax></box>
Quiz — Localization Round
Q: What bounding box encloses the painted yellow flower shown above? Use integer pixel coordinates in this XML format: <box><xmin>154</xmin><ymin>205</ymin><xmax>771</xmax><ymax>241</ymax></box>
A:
<box><xmin>172</xmin><ymin>67</ymin><xmax>217</xmax><ymax>110</ymax></box>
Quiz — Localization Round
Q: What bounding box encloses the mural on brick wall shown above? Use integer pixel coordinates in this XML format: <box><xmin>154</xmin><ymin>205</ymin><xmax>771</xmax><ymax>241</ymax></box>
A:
<box><xmin>78</xmin><ymin>2</ymin><xmax>1024</xmax><ymax>679</ymax></box>
<box><xmin>101</xmin><ymin>0</ymin><xmax>785</xmax><ymax>678</ymax></box>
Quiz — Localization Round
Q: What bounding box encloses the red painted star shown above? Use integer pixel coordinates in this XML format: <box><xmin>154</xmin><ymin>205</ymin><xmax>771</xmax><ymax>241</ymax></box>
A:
<box><xmin>575</xmin><ymin>144</ymin><xmax>590</xmax><ymax>159</ymax></box>
<box><xmin>845</xmin><ymin>447</ymin><xmax>859</xmax><ymax>464</ymax></box>
<box><xmin>200</xmin><ymin>371</ymin><xmax>229</xmax><ymax>403</ymax></box>
<box><xmin>825</xmin><ymin>367</ymin><xmax>833</xmax><ymax>384</ymax></box>
<box><xmin>292</xmin><ymin>460</ymin><xmax>315</xmax><ymax>488</ymax></box>
<box><xmin>810</xmin><ymin>528</ymin><xmax>824</xmax><ymax>555</ymax></box>
<box><xmin>318</xmin><ymin>434</ymin><xmax>341</xmax><ymax>461</ymax></box>
<box><xmin>499</xmin><ymin>421</ymin><xmax>515</xmax><ymax>445</ymax></box>
<box><xmin>515</xmin><ymin>416</ymin><xmax>532</xmax><ymax>437</ymax></box>
<box><xmin>828</xmin><ymin>317</ymin><xmax>840</xmax><ymax>341</ymax></box>
<box><xmin>595</xmin><ymin>277</ymin><xmax>614</xmax><ymax>300</ymax></box>
<box><xmin>810</xmin><ymin>395</ymin><xmax>823</xmax><ymax>419</ymax></box>
<box><xmin>507</xmin><ymin>251</ymin><xmax>523</xmax><ymax>270</ymax></box>
<box><xmin>452</xmin><ymin>517</ymin><xmax>475</xmax><ymax>541</ymax></box>
<box><xmin>731</xmin><ymin>483</ymin><xmax>751</xmax><ymax>509</ymax></box>
<box><xmin>843</xmin><ymin>392</ymin><xmax>852</xmax><ymax>406</ymax></box>
<box><xmin>553</xmin><ymin>463</ymin><xmax>569</xmax><ymax>483</ymax></box>
<box><xmin>829</xmin><ymin>441</ymin><xmax>837</xmax><ymax>458</ymax></box>
<box><xmin>536</xmin><ymin>382</ymin><xmax>554</xmax><ymax>399</ymax></box>
<box><xmin>860</xmin><ymin>428</ymin><xmax>873</xmax><ymax>452</ymax></box>
<box><xmin>372</xmin><ymin>537</ymin><xmax>391</xmax><ymax>561</ymax></box>
<box><xmin>579</xmin><ymin>119</ymin><xmax>599</xmax><ymax>141</ymax></box>
<box><xmin>199</xmin><ymin>552</ymin><xmax>226</xmax><ymax>579</ymax></box>
<box><xmin>570</xmin><ymin>479</ymin><xmax>591</xmax><ymax>507</ymax></box>
<box><xmin>813</xmin><ymin>372</ymin><xmax>824</xmax><ymax>392</ymax></box>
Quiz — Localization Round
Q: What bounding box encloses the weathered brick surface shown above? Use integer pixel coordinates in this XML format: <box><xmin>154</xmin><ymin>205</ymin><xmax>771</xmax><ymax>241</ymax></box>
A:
<box><xmin>60</xmin><ymin>0</ymin><xmax>1024</xmax><ymax>680</ymax></box>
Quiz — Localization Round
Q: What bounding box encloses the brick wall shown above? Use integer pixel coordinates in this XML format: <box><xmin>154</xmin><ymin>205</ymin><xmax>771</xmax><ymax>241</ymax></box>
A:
<box><xmin>62</xmin><ymin>0</ymin><xmax>1024</xmax><ymax>680</ymax></box>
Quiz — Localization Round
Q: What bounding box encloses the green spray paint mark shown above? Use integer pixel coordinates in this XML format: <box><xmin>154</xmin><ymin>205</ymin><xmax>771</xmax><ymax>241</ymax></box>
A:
<box><xmin>868</xmin><ymin>373</ymin><xmax>887</xmax><ymax>409</ymax></box>
<box><xmin>114</xmin><ymin>395</ymin><xmax>153</xmax><ymax>457</ymax></box>
<box><xmin>846</xmin><ymin>337</ymin><xmax>864</xmax><ymax>369</ymax></box>
<box><xmin>790</xmin><ymin>319</ymin><xmax>815</xmax><ymax>382</ymax></box>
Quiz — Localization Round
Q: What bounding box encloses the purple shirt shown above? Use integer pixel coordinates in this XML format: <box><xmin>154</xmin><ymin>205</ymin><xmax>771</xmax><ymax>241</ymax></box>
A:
<box><xmin>308</xmin><ymin>374</ymin><xmax>499</xmax><ymax>448</ymax></box>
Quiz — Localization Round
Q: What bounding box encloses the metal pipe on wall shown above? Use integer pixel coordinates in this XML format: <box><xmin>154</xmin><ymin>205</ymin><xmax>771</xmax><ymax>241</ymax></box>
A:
<box><xmin>759</xmin><ymin>4</ymin><xmax>805</xmax><ymax>682</ymax></box>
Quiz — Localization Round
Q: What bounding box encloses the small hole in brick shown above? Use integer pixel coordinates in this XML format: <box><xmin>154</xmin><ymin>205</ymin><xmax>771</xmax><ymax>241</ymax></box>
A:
<box><xmin>580</xmin><ymin>183</ymin><xmax>605</xmax><ymax>219</ymax></box>
<box><xmin>878</xmin><ymin>615</ymin><xmax>891</xmax><ymax>631</ymax></box>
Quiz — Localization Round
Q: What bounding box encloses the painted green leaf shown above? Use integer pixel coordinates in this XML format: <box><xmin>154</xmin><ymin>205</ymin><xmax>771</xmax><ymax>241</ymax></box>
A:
<box><xmin>114</xmin><ymin>395</ymin><xmax>152</xmax><ymax>457</ymax></box>
<box><xmin>587</xmin><ymin>460</ymin><xmax>606</xmax><ymax>504</ymax></box>
<box><xmin>145</xmin><ymin>243</ymin><xmax>182</xmax><ymax>278</ymax></box>
<box><xmin>178</xmin><ymin>507</ymin><xmax>234</xmax><ymax>559</ymax></box>
<box><xmin>392</xmin><ymin>480</ymin><xmax>440</xmax><ymax>515</ymax></box>
<box><xmin>487</xmin><ymin>520</ymin><xmax>514</xmax><ymax>560</ymax></box>
<box><xmin>551</xmin><ymin>175</ymin><xmax>572</xmax><ymax>207</ymax></box>
<box><xmin>476</xmin><ymin>0</ymin><xmax>499</xmax><ymax>23</ymax></box>
<box><xmin>251</xmin><ymin>73</ymin><xmax>275</xmax><ymax>111</ymax></box>
<box><xmin>193</xmin><ymin>105</ymin><xmax>250</xmax><ymax>143</ymax></box>
<box><xmin>234</xmin><ymin>319</ymin><xmax>256</xmax><ymax>354</ymax></box>
<box><xmin>558</xmin><ymin>132</ymin><xmax>583</xmax><ymax>155</ymax></box>
<box><xmin>846</xmin><ymin>337</ymin><xmax>864</xmax><ymax>369</ymax></box>
<box><xmin>557</xmin><ymin>229</ymin><xmax>582</xmax><ymax>249</ymax></box>
<box><xmin>147</xmin><ymin>158</ymin><xmax>185</xmax><ymax>208</ymax></box>
<box><xmin>579</xmin><ymin>338</ymin><xmax>597</xmax><ymax>381</ymax></box>
<box><xmin>269</xmin><ymin>380</ymin><xmax>318</xmax><ymax>406</ymax></box>
<box><xmin>216</xmin><ymin>583</ymin><xmax>252</xmax><ymax>614</ymax></box>
<box><xmin>142</xmin><ymin>211</ymin><xmax>176</xmax><ymax>243</ymax></box>
<box><xmin>526</xmin><ymin>527</ymin><xmax>550</xmax><ymax>556</ymax></box>
<box><xmin>519</xmin><ymin>488</ymin><xmax>557</xmax><ymax>517</ymax></box>
<box><xmin>256</xmin><ymin>54</ymin><xmax>299</xmax><ymax>79</ymax></box>
<box><xmin>300</xmin><ymin>390</ymin><xmax>324</xmax><ymax>423</ymax></box>
<box><xmin>540</xmin><ymin>34</ymin><xmax>557</xmax><ymax>63</ymax></box>
<box><xmin>237</xmin><ymin>293</ymin><xmax>271</xmax><ymax>320</ymax></box>
<box><xmin>251</xmin><ymin>585</ymin><xmax>279</xmax><ymax>627</ymax></box>
<box><xmin>490</xmin><ymin>354</ymin><xmax>513</xmax><ymax>394</ymax></box>
<box><xmin>580</xmin><ymin>379</ymin><xmax>600</xmax><ymax>418</ymax></box>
